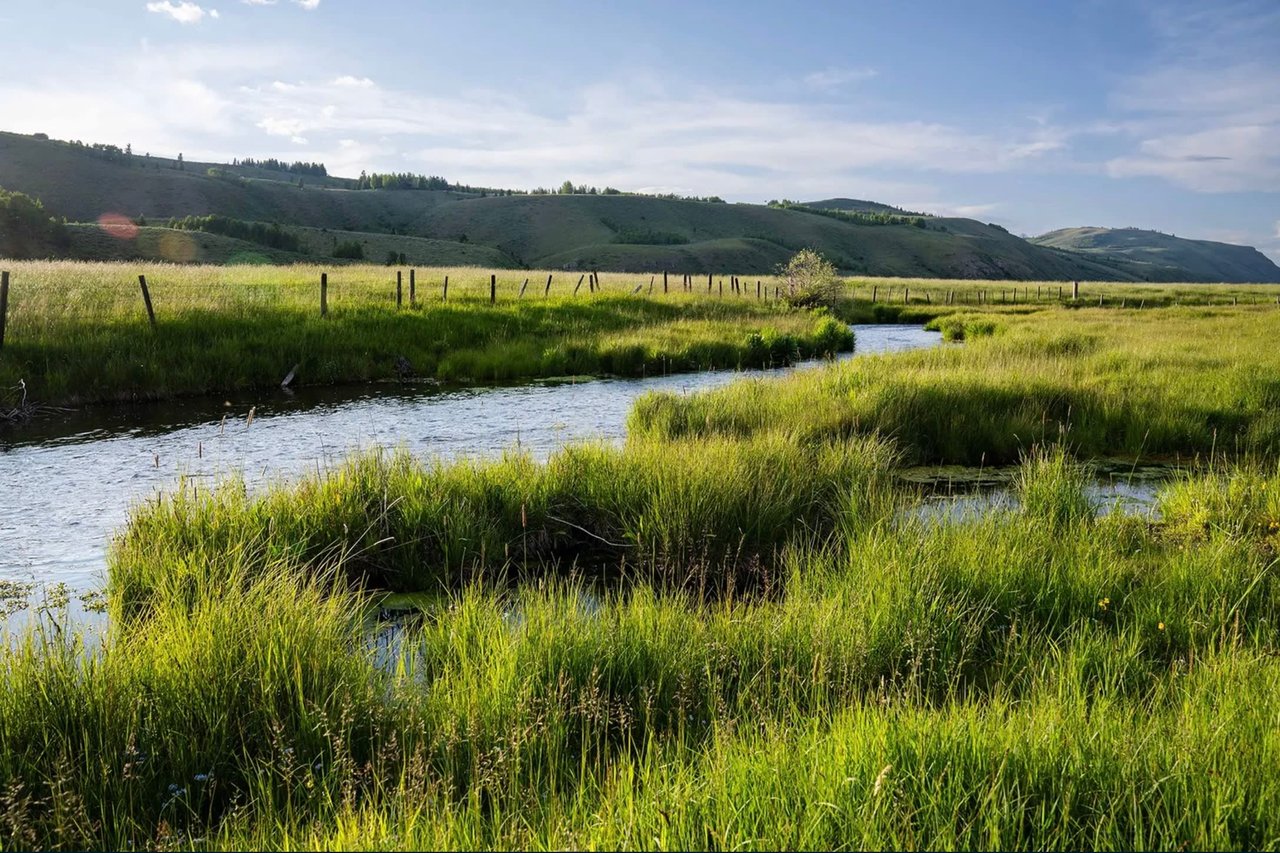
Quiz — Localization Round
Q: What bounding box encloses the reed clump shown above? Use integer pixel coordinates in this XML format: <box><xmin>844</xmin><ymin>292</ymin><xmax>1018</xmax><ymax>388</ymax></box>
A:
<box><xmin>109</xmin><ymin>434</ymin><xmax>899</xmax><ymax>619</ymax></box>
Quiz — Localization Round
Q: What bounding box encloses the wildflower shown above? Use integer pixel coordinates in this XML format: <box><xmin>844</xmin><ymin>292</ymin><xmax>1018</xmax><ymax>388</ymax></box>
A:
<box><xmin>193</xmin><ymin>773</ymin><xmax>210</xmax><ymax>783</ymax></box>
<box><xmin>1158</xmin><ymin>622</ymin><xmax>1165</xmax><ymax>631</ymax></box>
<box><xmin>1098</xmin><ymin>597</ymin><xmax>1110</xmax><ymax>611</ymax></box>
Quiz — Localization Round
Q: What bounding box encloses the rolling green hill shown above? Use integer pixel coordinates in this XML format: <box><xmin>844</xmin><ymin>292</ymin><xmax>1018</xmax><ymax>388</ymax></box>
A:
<box><xmin>2</xmin><ymin>130</ymin><xmax>1277</xmax><ymax>282</ymax></box>
<box><xmin>1032</xmin><ymin>227</ymin><xmax>1280</xmax><ymax>283</ymax></box>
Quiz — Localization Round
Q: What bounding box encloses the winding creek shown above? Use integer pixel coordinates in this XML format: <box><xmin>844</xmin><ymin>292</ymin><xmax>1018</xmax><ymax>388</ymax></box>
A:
<box><xmin>1</xmin><ymin>325</ymin><xmax>942</xmax><ymax>605</ymax></box>
<box><xmin>1</xmin><ymin>323</ymin><xmax>1178</xmax><ymax>632</ymax></box>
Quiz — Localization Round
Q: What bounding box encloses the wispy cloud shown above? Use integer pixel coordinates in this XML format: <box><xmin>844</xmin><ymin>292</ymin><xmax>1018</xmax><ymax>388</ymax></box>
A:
<box><xmin>145</xmin><ymin>1</ymin><xmax>217</xmax><ymax>23</ymax></box>
<box><xmin>1104</xmin><ymin>3</ymin><xmax>1280</xmax><ymax>192</ymax></box>
<box><xmin>802</xmin><ymin>67</ymin><xmax>878</xmax><ymax>90</ymax></box>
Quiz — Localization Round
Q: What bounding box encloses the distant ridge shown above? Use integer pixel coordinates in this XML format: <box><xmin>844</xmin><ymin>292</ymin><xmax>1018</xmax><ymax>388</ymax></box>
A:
<box><xmin>1</xmin><ymin>130</ymin><xmax>1276</xmax><ymax>282</ymax></box>
<box><xmin>1033</xmin><ymin>227</ymin><xmax>1280</xmax><ymax>284</ymax></box>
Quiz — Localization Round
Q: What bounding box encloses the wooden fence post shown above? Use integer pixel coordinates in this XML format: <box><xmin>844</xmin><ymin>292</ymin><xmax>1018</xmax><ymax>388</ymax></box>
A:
<box><xmin>0</xmin><ymin>271</ymin><xmax>9</xmax><ymax>350</ymax></box>
<box><xmin>396</xmin><ymin>271</ymin><xmax>403</xmax><ymax>308</ymax></box>
<box><xmin>1072</xmin><ymin>280</ymin><xmax>1079</xmax><ymax>300</ymax></box>
<box><xmin>649</xmin><ymin>275</ymin><xmax>655</xmax><ymax>295</ymax></box>
<box><xmin>138</xmin><ymin>275</ymin><xmax>156</xmax><ymax>328</ymax></box>
<box><xmin>490</xmin><ymin>274</ymin><xmax>496</xmax><ymax>304</ymax></box>
<box><xmin>443</xmin><ymin>275</ymin><xmax>449</xmax><ymax>301</ymax></box>
<box><xmin>545</xmin><ymin>274</ymin><xmax>553</xmax><ymax>297</ymax></box>
<box><xmin>519</xmin><ymin>277</ymin><xmax>529</xmax><ymax>298</ymax></box>
<box><xmin>707</xmin><ymin>273</ymin><xmax>712</xmax><ymax>293</ymax></box>
<box><xmin>872</xmin><ymin>286</ymin><xmax>878</xmax><ymax>303</ymax></box>
<box><xmin>574</xmin><ymin>274</ymin><xmax>585</xmax><ymax>296</ymax></box>
<box><xmin>320</xmin><ymin>273</ymin><xmax>328</xmax><ymax>316</ymax></box>
<box><xmin>718</xmin><ymin>279</ymin><xmax>723</xmax><ymax>297</ymax></box>
<box><xmin>756</xmin><ymin>280</ymin><xmax>761</xmax><ymax>299</ymax></box>
<box><xmin>904</xmin><ymin>288</ymin><xmax>910</xmax><ymax>304</ymax></box>
<box><xmin>663</xmin><ymin>270</ymin><xmax>668</xmax><ymax>294</ymax></box>
<box><xmin>410</xmin><ymin>269</ymin><xmax>416</xmax><ymax>305</ymax></box>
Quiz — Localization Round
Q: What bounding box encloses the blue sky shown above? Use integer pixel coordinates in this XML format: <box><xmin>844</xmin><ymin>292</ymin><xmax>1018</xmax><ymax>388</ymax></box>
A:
<box><xmin>1</xmin><ymin>0</ymin><xmax>1277</xmax><ymax>258</ymax></box>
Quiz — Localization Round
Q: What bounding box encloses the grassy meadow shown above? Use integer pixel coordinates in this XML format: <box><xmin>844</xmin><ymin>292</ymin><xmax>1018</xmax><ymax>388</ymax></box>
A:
<box><xmin>3</xmin><ymin>274</ymin><xmax>1280</xmax><ymax>849</ymax></box>
<box><xmin>0</xmin><ymin>261</ymin><xmax>851</xmax><ymax>408</ymax></box>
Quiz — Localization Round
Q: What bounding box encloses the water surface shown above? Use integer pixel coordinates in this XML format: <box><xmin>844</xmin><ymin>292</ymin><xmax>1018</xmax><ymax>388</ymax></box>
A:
<box><xmin>0</xmin><ymin>324</ymin><xmax>943</xmax><ymax>598</ymax></box>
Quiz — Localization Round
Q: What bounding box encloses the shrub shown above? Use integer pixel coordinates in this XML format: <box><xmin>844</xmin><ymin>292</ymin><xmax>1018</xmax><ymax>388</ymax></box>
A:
<box><xmin>779</xmin><ymin>249</ymin><xmax>841</xmax><ymax>309</ymax></box>
<box><xmin>333</xmin><ymin>240</ymin><xmax>364</xmax><ymax>260</ymax></box>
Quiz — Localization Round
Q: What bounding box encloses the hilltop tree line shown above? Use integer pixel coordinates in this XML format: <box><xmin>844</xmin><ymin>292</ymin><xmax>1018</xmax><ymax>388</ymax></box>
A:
<box><xmin>234</xmin><ymin>158</ymin><xmax>328</xmax><ymax>177</ymax></box>
<box><xmin>768</xmin><ymin>200</ymin><xmax>926</xmax><ymax>228</ymax></box>
<box><xmin>535</xmin><ymin>182</ymin><xmax>726</xmax><ymax>203</ymax></box>
<box><xmin>0</xmin><ymin>187</ymin><xmax>71</xmax><ymax>259</ymax></box>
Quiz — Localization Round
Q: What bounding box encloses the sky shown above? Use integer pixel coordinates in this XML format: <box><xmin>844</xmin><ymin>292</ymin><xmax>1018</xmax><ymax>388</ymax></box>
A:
<box><xmin>0</xmin><ymin>0</ymin><xmax>1277</xmax><ymax>259</ymax></box>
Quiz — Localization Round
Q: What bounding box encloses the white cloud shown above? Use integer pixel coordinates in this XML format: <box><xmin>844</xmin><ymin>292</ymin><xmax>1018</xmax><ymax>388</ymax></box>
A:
<box><xmin>145</xmin><ymin>1</ymin><xmax>214</xmax><ymax>24</ymax></box>
<box><xmin>294</xmin><ymin>0</ymin><xmax>319</xmax><ymax>9</ymax></box>
<box><xmin>258</xmin><ymin>116</ymin><xmax>309</xmax><ymax>137</ymax></box>
<box><xmin>803</xmin><ymin>67</ymin><xmax>878</xmax><ymax>90</ymax></box>
<box><xmin>1103</xmin><ymin>4</ymin><xmax>1280</xmax><ymax>193</ymax></box>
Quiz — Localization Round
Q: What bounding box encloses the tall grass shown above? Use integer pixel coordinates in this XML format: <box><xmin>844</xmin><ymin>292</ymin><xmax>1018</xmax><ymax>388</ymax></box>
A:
<box><xmin>6</xmin><ymin>297</ymin><xmax>1280</xmax><ymax>848</ymax></box>
<box><xmin>5</xmin><ymin>459</ymin><xmax>1280</xmax><ymax>849</ymax></box>
<box><xmin>631</xmin><ymin>305</ymin><xmax>1280</xmax><ymax>463</ymax></box>
<box><xmin>0</xmin><ymin>261</ymin><xmax>849</xmax><ymax>407</ymax></box>
<box><xmin>109</xmin><ymin>434</ymin><xmax>899</xmax><ymax>619</ymax></box>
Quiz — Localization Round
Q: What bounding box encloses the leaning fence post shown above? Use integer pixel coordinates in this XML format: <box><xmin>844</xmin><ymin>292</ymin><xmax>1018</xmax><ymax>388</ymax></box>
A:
<box><xmin>574</xmin><ymin>274</ymin><xmax>585</xmax><ymax>296</ymax></box>
<box><xmin>545</xmin><ymin>274</ymin><xmax>553</xmax><ymax>297</ymax></box>
<box><xmin>0</xmin><ymin>271</ymin><xmax>9</xmax><ymax>350</ymax></box>
<box><xmin>138</xmin><ymin>274</ymin><xmax>156</xmax><ymax>328</ymax></box>
<box><xmin>519</xmin><ymin>277</ymin><xmax>529</xmax><ymax>298</ymax></box>
<box><xmin>320</xmin><ymin>273</ymin><xmax>328</xmax><ymax>316</ymax></box>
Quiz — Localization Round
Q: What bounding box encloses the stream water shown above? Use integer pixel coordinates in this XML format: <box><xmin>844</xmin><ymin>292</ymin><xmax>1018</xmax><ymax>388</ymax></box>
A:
<box><xmin>0</xmin><ymin>324</ymin><xmax>943</xmax><ymax>609</ymax></box>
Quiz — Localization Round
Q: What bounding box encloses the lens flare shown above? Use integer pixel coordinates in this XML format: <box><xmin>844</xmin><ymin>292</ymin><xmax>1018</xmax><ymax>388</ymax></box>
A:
<box><xmin>97</xmin><ymin>212</ymin><xmax>139</xmax><ymax>240</ymax></box>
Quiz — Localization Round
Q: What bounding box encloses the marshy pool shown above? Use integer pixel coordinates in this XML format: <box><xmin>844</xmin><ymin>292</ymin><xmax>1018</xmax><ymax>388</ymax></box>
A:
<box><xmin>0</xmin><ymin>324</ymin><xmax>942</xmax><ymax>612</ymax></box>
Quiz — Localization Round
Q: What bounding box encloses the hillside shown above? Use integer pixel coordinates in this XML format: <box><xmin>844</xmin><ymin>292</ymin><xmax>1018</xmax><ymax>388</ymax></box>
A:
<box><xmin>1032</xmin><ymin>227</ymin><xmax>1280</xmax><ymax>283</ymax></box>
<box><xmin>2</xmin><ymin>130</ymin><xmax>1275</xmax><ymax>282</ymax></box>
